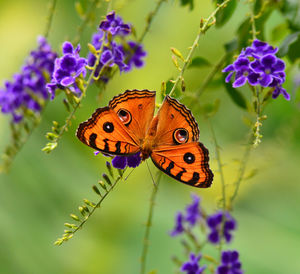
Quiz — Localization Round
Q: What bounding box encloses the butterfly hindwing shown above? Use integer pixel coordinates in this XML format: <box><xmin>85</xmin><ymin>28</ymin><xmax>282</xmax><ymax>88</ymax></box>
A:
<box><xmin>151</xmin><ymin>142</ymin><xmax>213</xmax><ymax>187</ymax></box>
<box><xmin>76</xmin><ymin>106</ymin><xmax>140</xmax><ymax>155</ymax></box>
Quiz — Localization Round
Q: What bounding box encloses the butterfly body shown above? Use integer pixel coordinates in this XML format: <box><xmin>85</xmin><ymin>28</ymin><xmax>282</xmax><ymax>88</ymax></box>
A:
<box><xmin>77</xmin><ymin>89</ymin><xmax>213</xmax><ymax>188</ymax></box>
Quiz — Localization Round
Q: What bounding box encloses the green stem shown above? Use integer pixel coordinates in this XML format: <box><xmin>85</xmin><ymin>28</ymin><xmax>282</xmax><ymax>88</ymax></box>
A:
<box><xmin>55</xmin><ymin>169</ymin><xmax>126</xmax><ymax>246</ymax></box>
<box><xmin>207</xmin><ymin>117</ymin><xmax>226</xmax><ymax>260</ymax></box>
<box><xmin>138</xmin><ymin>0</ymin><xmax>166</xmax><ymax>43</ymax></box>
<box><xmin>45</xmin><ymin>32</ymin><xmax>107</xmax><ymax>151</ymax></box>
<box><xmin>249</xmin><ymin>2</ymin><xmax>257</xmax><ymax>40</ymax></box>
<box><xmin>229</xmin><ymin>134</ymin><xmax>253</xmax><ymax>207</ymax></box>
<box><xmin>73</xmin><ymin>0</ymin><xmax>102</xmax><ymax>45</ymax></box>
<box><xmin>168</xmin><ymin>0</ymin><xmax>231</xmax><ymax>98</ymax></box>
<box><xmin>70</xmin><ymin>176</ymin><xmax>121</xmax><ymax>235</ymax></box>
<box><xmin>187</xmin><ymin>53</ymin><xmax>227</xmax><ymax>108</ymax></box>
<box><xmin>44</xmin><ymin>0</ymin><xmax>57</xmax><ymax>38</ymax></box>
<box><xmin>140</xmin><ymin>172</ymin><xmax>162</xmax><ymax>274</ymax></box>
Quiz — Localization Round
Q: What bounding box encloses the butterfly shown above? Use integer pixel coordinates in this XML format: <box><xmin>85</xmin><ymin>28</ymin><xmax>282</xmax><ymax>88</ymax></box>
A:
<box><xmin>76</xmin><ymin>89</ymin><xmax>213</xmax><ymax>188</ymax></box>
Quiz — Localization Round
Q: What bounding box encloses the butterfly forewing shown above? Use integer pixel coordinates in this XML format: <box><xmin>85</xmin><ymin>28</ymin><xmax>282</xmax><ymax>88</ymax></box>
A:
<box><xmin>151</xmin><ymin>143</ymin><xmax>213</xmax><ymax>187</ymax></box>
<box><xmin>76</xmin><ymin>107</ymin><xmax>140</xmax><ymax>155</ymax></box>
<box><xmin>109</xmin><ymin>89</ymin><xmax>156</xmax><ymax>141</ymax></box>
<box><xmin>153</xmin><ymin>96</ymin><xmax>200</xmax><ymax>147</ymax></box>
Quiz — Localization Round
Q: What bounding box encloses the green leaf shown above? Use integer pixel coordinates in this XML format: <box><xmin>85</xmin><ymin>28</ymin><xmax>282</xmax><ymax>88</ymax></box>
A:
<box><xmin>236</xmin><ymin>4</ymin><xmax>272</xmax><ymax>50</ymax></box>
<box><xmin>215</xmin><ymin>0</ymin><xmax>237</xmax><ymax>28</ymax></box>
<box><xmin>224</xmin><ymin>39</ymin><xmax>238</xmax><ymax>53</ymax></box>
<box><xmin>280</xmin><ymin>0</ymin><xmax>300</xmax><ymax>31</ymax></box>
<box><xmin>278</xmin><ymin>31</ymin><xmax>300</xmax><ymax>62</ymax></box>
<box><xmin>223</xmin><ymin>77</ymin><xmax>247</xmax><ymax>109</ymax></box>
<box><xmin>162</xmin><ymin>79</ymin><xmax>180</xmax><ymax>101</ymax></box>
<box><xmin>180</xmin><ymin>0</ymin><xmax>194</xmax><ymax>10</ymax></box>
<box><xmin>237</xmin><ymin>18</ymin><xmax>252</xmax><ymax>50</ymax></box>
<box><xmin>202</xmin><ymin>99</ymin><xmax>220</xmax><ymax>117</ymax></box>
<box><xmin>188</xmin><ymin>57</ymin><xmax>211</xmax><ymax>69</ymax></box>
<box><xmin>271</xmin><ymin>23</ymin><xmax>289</xmax><ymax>42</ymax></box>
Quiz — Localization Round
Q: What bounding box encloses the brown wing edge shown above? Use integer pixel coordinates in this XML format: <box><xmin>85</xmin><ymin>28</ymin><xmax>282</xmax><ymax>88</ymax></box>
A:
<box><xmin>109</xmin><ymin>89</ymin><xmax>156</xmax><ymax>109</ymax></box>
<box><xmin>150</xmin><ymin>142</ymin><xmax>214</xmax><ymax>188</ymax></box>
<box><xmin>76</xmin><ymin>106</ymin><xmax>110</xmax><ymax>146</ymax></box>
<box><xmin>165</xmin><ymin>96</ymin><xmax>200</xmax><ymax>141</ymax></box>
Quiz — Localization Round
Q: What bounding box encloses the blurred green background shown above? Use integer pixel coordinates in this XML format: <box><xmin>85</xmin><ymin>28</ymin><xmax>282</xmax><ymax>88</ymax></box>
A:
<box><xmin>0</xmin><ymin>0</ymin><xmax>300</xmax><ymax>273</ymax></box>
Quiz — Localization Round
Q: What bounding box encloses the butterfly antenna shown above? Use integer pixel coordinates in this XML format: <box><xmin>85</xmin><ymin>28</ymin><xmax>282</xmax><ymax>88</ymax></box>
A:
<box><xmin>146</xmin><ymin>160</ymin><xmax>157</xmax><ymax>188</ymax></box>
<box><xmin>125</xmin><ymin>168</ymin><xmax>135</xmax><ymax>181</ymax></box>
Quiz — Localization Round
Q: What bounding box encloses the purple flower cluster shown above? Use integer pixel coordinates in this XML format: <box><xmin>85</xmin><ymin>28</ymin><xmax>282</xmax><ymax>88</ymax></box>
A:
<box><xmin>46</xmin><ymin>42</ymin><xmax>87</xmax><ymax>99</ymax></box>
<box><xmin>0</xmin><ymin>36</ymin><xmax>57</xmax><ymax>123</ymax></box>
<box><xmin>223</xmin><ymin>39</ymin><xmax>289</xmax><ymax>100</ymax></box>
<box><xmin>99</xmin><ymin>11</ymin><xmax>130</xmax><ymax>36</ymax></box>
<box><xmin>111</xmin><ymin>152</ymin><xmax>141</xmax><ymax>169</ymax></box>
<box><xmin>216</xmin><ymin>250</ymin><xmax>243</xmax><ymax>274</ymax></box>
<box><xmin>170</xmin><ymin>194</ymin><xmax>201</xmax><ymax>236</ymax></box>
<box><xmin>181</xmin><ymin>253</ymin><xmax>206</xmax><ymax>274</ymax></box>
<box><xmin>87</xmin><ymin>11</ymin><xmax>146</xmax><ymax>82</ymax></box>
<box><xmin>206</xmin><ymin>211</ymin><xmax>236</xmax><ymax>244</ymax></box>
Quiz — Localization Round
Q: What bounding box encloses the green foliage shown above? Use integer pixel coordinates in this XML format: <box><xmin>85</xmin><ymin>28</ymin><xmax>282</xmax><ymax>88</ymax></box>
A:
<box><xmin>280</xmin><ymin>0</ymin><xmax>300</xmax><ymax>30</ymax></box>
<box><xmin>223</xmin><ymin>78</ymin><xmax>248</xmax><ymax>110</ymax></box>
<box><xmin>179</xmin><ymin>0</ymin><xmax>194</xmax><ymax>10</ymax></box>
<box><xmin>188</xmin><ymin>57</ymin><xmax>211</xmax><ymax>68</ymax></box>
<box><xmin>55</xmin><ymin>168</ymin><xmax>124</xmax><ymax>246</ymax></box>
<box><xmin>215</xmin><ymin>0</ymin><xmax>237</xmax><ymax>28</ymax></box>
<box><xmin>278</xmin><ymin>31</ymin><xmax>300</xmax><ymax>62</ymax></box>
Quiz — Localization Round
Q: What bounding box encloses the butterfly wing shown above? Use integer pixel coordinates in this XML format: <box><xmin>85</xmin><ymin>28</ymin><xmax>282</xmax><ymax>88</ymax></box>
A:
<box><xmin>150</xmin><ymin>96</ymin><xmax>213</xmax><ymax>187</ymax></box>
<box><xmin>77</xmin><ymin>107</ymin><xmax>140</xmax><ymax>155</ymax></box>
<box><xmin>153</xmin><ymin>96</ymin><xmax>199</xmax><ymax>146</ymax></box>
<box><xmin>109</xmin><ymin>89</ymin><xmax>156</xmax><ymax>141</ymax></box>
<box><xmin>76</xmin><ymin>89</ymin><xmax>156</xmax><ymax>155</ymax></box>
<box><xmin>151</xmin><ymin>143</ymin><xmax>213</xmax><ymax>187</ymax></box>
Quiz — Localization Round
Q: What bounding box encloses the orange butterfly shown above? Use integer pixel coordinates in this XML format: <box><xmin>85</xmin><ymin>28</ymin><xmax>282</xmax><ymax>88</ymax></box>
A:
<box><xmin>76</xmin><ymin>90</ymin><xmax>213</xmax><ymax>188</ymax></box>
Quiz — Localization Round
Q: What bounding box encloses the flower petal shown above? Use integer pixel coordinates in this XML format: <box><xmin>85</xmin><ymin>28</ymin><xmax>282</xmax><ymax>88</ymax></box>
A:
<box><xmin>222</xmin><ymin>64</ymin><xmax>234</xmax><ymax>73</ymax></box>
<box><xmin>61</xmin><ymin>76</ymin><xmax>75</xmax><ymax>86</ymax></box>
<box><xmin>112</xmin><ymin>156</ymin><xmax>127</xmax><ymax>169</ymax></box>
<box><xmin>62</xmin><ymin>42</ymin><xmax>73</xmax><ymax>54</ymax></box>
<box><xmin>273</xmin><ymin>59</ymin><xmax>285</xmax><ymax>72</ymax></box>
<box><xmin>225</xmin><ymin>71</ymin><xmax>234</xmax><ymax>83</ymax></box>
<box><xmin>261</xmin><ymin>54</ymin><xmax>277</xmax><ymax>69</ymax></box>
<box><xmin>259</xmin><ymin>73</ymin><xmax>272</xmax><ymax>87</ymax></box>
<box><xmin>233</xmin><ymin>76</ymin><xmax>247</xmax><ymax>87</ymax></box>
<box><xmin>248</xmin><ymin>72</ymin><xmax>259</xmax><ymax>86</ymax></box>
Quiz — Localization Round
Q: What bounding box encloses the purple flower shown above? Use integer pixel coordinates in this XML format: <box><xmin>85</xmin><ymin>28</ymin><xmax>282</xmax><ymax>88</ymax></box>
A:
<box><xmin>181</xmin><ymin>253</ymin><xmax>206</xmax><ymax>274</ymax></box>
<box><xmin>216</xmin><ymin>250</ymin><xmax>243</xmax><ymax>274</ymax></box>
<box><xmin>0</xmin><ymin>36</ymin><xmax>57</xmax><ymax>123</ymax></box>
<box><xmin>223</xmin><ymin>57</ymin><xmax>260</xmax><ymax>88</ymax></box>
<box><xmin>207</xmin><ymin>211</ymin><xmax>236</xmax><ymax>244</ymax></box>
<box><xmin>170</xmin><ymin>194</ymin><xmax>202</xmax><ymax>237</ymax></box>
<box><xmin>223</xmin><ymin>39</ymin><xmax>289</xmax><ymax>100</ymax></box>
<box><xmin>250</xmin><ymin>54</ymin><xmax>285</xmax><ymax>87</ymax></box>
<box><xmin>244</xmin><ymin>39</ymin><xmax>277</xmax><ymax>58</ymax></box>
<box><xmin>185</xmin><ymin>194</ymin><xmax>201</xmax><ymax>225</ymax></box>
<box><xmin>46</xmin><ymin>42</ymin><xmax>87</xmax><ymax>99</ymax></box>
<box><xmin>170</xmin><ymin>212</ymin><xmax>184</xmax><ymax>236</ymax></box>
<box><xmin>111</xmin><ymin>152</ymin><xmax>141</xmax><ymax>169</ymax></box>
<box><xmin>119</xmin><ymin>41</ymin><xmax>147</xmax><ymax>72</ymax></box>
<box><xmin>87</xmin><ymin>12</ymin><xmax>147</xmax><ymax>84</ymax></box>
<box><xmin>99</xmin><ymin>11</ymin><xmax>131</xmax><ymax>36</ymax></box>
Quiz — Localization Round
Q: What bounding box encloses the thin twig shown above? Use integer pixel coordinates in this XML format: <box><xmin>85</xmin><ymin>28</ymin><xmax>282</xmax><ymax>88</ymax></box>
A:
<box><xmin>140</xmin><ymin>172</ymin><xmax>162</xmax><ymax>274</ymax></box>
<box><xmin>44</xmin><ymin>0</ymin><xmax>57</xmax><ymax>38</ymax></box>
<box><xmin>55</xmin><ymin>169</ymin><xmax>126</xmax><ymax>245</ymax></box>
<box><xmin>73</xmin><ymin>0</ymin><xmax>102</xmax><ymax>45</ymax></box>
<box><xmin>168</xmin><ymin>0</ymin><xmax>231</xmax><ymax>98</ymax></box>
<box><xmin>229</xmin><ymin>134</ymin><xmax>253</xmax><ymax>207</ymax></box>
<box><xmin>206</xmin><ymin>117</ymin><xmax>227</xmax><ymax>260</ymax></box>
<box><xmin>195</xmin><ymin>54</ymin><xmax>227</xmax><ymax>98</ymax></box>
<box><xmin>138</xmin><ymin>0</ymin><xmax>166</xmax><ymax>43</ymax></box>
